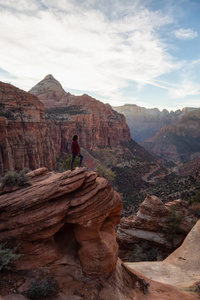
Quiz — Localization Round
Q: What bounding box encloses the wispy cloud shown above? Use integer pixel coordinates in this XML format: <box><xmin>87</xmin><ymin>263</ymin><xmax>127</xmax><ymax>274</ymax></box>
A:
<box><xmin>0</xmin><ymin>0</ymin><xmax>199</xmax><ymax>110</ymax></box>
<box><xmin>169</xmin><ymin>81</ymin><xmax>200</xmax><ymax>98</ymax></box>
<box><xmin>173</xmin><ymin>28</ymin><xmax>198</xmax><ymax>40</ymax></box>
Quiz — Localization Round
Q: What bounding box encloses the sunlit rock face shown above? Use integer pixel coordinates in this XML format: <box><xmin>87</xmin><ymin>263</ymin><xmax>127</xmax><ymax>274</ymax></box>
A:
<box><xmin>0</xmin><ymin>167</ymin><xmax>122</xmax><ymax>275</ymax></box>
<box><xmin>29</xmin><ymin>75</ymin><xmax>131</xmax><ymax>152</ymax></box>
<box><xmin>0</xmin><ymin>81</ymin><xmax>56</xmax><ymax>175</ymax></box>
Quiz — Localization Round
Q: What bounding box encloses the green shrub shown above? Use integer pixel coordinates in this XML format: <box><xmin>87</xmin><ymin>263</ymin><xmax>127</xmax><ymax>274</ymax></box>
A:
<box><xmin>96</xmin><ymin>165</ymin><xmax>116</xmax><ymax>183</ymax></box>
<box><xmin>1</xmin><ymin>170</ymin><xmax>29</xmax><ymax>188</ymax></box>
<box><xmin>0</xmin><ymin>243</ymin><xmax>21</xmax><ymax>271</ymax></box>
<box><xmin>27</xmin><ymin>276</ymin><xmax>58</xmax><ymax>299</ymax></box>
<box><xmin>62</xmin><ymin>155</ymin><xmax>81</xmax><ymax>170</ymax></box>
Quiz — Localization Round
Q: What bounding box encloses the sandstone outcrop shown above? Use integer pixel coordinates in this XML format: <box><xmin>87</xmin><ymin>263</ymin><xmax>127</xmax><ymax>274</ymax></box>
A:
<box><xmin>142</xmin><ymin>108</ymin><xmax>200</xmax><ymax>162</ymax></box>
<box><xmin>0</xmin><ymin>167</ymin><xmax>122</xmax><ymax>275</ymax></box>
<box><xmin>117</xmin><ymin>195</ymin><xmax>195</xmax><ymax>261</ymax></box>
<box><xmin>29</xmin><ymin>75</ymin><xmax>131</xmax><ymax>152</ymax></box>
<box><xmin>0</xmin><ymin>82</ymin><xmax>56</xmax><ymax>175</ymax></box>
<box><xmin>125</xmin><ymin>219</ymin><xmax>200</xmax><ymax>297</ymax></box>
<box><xmin>113</xmin><ymin>104</ymin><xmax>194</xmax><ymax>143</ymax></box>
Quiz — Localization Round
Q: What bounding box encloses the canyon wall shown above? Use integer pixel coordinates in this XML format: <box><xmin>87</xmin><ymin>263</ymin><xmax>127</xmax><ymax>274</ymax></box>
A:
<box><xmin>113</xmin><ymin>104</ymin><xmax>195</xmax><ymax>143</ymax></box>
<box><xmin>0</xmin><ymin>82</ymin><xmax>56</xmax><ymax>175</ymax></box>
<box><xmin>142</xmin><ymin>108</ymin><xmax>200</xmax><ymax>162</ymax></box>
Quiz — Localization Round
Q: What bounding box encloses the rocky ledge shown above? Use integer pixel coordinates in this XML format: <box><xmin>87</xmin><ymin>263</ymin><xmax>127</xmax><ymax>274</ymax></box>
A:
<box><xmin>0</xmin><ymin>167</ymin><xmax>122</xmax><ymax>275</ymax></box>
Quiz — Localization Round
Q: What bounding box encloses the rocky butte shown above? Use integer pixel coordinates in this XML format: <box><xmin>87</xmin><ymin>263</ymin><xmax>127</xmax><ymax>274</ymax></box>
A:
<box><xmin>29</xmin><ymin>75</ymin><xmax>131</xmax><ymax>153</ymax></box>
<box><xmin>0</xmin><ymin>81</ymin><xmax>56</xmax><ymax>175</ymax></box>
<box><xmin>0</xmin><ymin>167</ymin><xmax>199</xmax><ymax>299</ymax></box>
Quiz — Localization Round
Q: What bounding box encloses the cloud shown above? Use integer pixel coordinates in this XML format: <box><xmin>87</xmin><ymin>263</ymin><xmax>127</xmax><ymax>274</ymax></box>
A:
<box><xmin>168</xmin><ymin>80</ymin><xmax>200</xmax><ymax>98</ymax></box>
<box><xmin>173</xmin><ymin>28</ymin><xmax>198</xmax><ymax>40</ymax></box>
<box><xmin>0</xmin><ymin>0</ymin><xmax>198</xmax><ymax>111</ymax></box>
<box><xmin>0</xmin><ymin>1</ymin><xmax>177</xmax><ymax>97</ymax></box>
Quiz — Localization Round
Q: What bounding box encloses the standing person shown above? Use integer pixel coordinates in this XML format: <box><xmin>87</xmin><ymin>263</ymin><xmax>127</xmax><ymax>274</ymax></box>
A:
<box><xmin>70</xmin><ymin>134</ymin><xmax>84</xmax><ymax>171</ymax></box>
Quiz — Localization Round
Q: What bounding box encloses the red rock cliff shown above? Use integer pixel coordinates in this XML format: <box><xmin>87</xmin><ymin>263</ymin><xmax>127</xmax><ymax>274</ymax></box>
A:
<box><xmin>0</xmin><ymin>82</ymin><xmax>56</xmax><ymax>175</ymax></box>
<box><xmin>29</xmin><ymin>75</ymin><xmax>131</xmax><ymax>152</ymax></box>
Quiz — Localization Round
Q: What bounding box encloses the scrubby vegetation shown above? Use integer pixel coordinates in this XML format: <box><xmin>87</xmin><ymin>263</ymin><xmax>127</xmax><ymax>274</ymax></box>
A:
<box><xmin>188</xmin><ymin>188</ymin><xmax>200</xmax><ymax>204</ymax></box>
<box><xmin>120</xmin><ymin>172</ymin><xmax>200</xmax><ymax>216</ymax></box>
<box><xmin>0</xmin><ymin>170</ymin><xmax>29</xmax><ymax>188</ymax></box>
<box><xmin>61</xmin><ymin>154</ymin><xmax>81</xmax><ymax>170</ymax></box>
<box><xmin>0</xmin><ymin>243</ymin><xmax>21</xmax><ymax>271</ymax></box>
<box><xmin>45</xmin><ymin>105</ymin><xmax>90</xmax><ymax>120</ymax></box>
<box><xmin>96</xmin><ymin>165</ymin><xmax>116</xmax><ymax>183</ymax></box>
<box><xmin>26</xmin><ymin>276</ymin><xmax>58</xmax><ymax>300</ymax></box>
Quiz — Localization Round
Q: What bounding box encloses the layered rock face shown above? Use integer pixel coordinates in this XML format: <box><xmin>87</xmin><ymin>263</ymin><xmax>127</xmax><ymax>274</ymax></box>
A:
<box><xmin>142</xmin><ymin>108</ymin><xmax>200</xmax><ymax>162</ymax></box>
<box><xmin>29</xmin><ymin>75</ymin><xmax>131</xmax><ymax>152</ymax></box>
<box><xmin>117</xmin><ymin>195</ymin><xmax>194</xmax><ymax>261</ymax></box>
<box><xmin>0</xmin><ymin>167</ymin><xmax>122</xmax><ymax>275</ymax></box>
<box><xmin>113</xmin><ymin>104</ymin><xmax>194</xmax><ymax>143</ymax></box>
<box><xmin>0</xmin><ymin>82</ymin><xmax>56</xmax><ymax>175</ymax></box>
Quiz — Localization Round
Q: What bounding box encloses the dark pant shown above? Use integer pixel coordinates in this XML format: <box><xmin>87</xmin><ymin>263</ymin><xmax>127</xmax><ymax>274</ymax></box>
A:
<box><xmin>70</xmin><ymin>153</ymin><xmax>84</xmax><ymax>170</ymax></box>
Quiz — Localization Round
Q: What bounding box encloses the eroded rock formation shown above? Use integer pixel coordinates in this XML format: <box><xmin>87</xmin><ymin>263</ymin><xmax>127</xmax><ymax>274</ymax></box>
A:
<box><xmin>0</xmin><ymin>167</ymin><xmax>122</xmax><ymax>275</ymax></box>
<box><xmin>0</xmin><ymin>82</ymin><xmax>56</xmax><ymax>175</ymax></box>
<box><xmin>29</xmin><ymin>75</ymin><xmax>131</xmax><ymax>152</ymax></box>
<box><xmin>117</xmin><ymin>195</ymin><xmax>195</xmax><ymax>261</ymax></box>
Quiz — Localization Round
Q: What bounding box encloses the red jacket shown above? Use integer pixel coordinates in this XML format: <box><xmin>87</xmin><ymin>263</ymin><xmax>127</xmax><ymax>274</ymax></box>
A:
<box><xmin>71</xmin><ymin>140</ymin><xmax>80</xmax><ymax>154</ymax></box>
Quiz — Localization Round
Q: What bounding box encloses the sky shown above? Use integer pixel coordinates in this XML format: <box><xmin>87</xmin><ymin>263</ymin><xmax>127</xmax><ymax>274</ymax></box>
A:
<box><xmin>0</xmin><ymin>0</ymin><xmax>200</xmax><ymax>111</ymax></box>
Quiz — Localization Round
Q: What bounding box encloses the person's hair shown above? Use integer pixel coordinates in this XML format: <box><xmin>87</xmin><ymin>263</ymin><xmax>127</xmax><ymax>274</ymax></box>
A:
<box><xmin>72</xmin><ymin>134</ymin><xmax>78</xmax><ymax>141</ymax></box>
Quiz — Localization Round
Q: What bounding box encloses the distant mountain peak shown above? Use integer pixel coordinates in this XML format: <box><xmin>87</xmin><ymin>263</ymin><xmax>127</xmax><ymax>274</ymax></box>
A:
<box><xmin>44</xmin><ymin>74</ymin><xmax>55</xmax><ymax>80</ymax></box>
<box><xmin>29</xmin><ymin>74</ymin><xmax>65</xmax><ymax>96</ymax></box>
